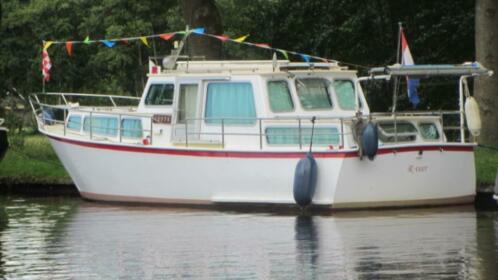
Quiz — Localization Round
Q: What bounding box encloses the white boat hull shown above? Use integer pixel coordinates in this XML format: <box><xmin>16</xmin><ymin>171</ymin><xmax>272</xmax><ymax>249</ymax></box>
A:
<box><xmin>47</xmin><ymin>134</ymin><xmax>475</xmax><ymax>209</ymax></box>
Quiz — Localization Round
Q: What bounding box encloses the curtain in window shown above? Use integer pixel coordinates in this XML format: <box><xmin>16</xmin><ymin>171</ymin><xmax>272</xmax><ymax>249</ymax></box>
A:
<box><xmin>205</xmin><ymin>83</ymin><xmax>256</xmax><ymax>124</ymax></box>
<box><xmin>122</xmin><ymin>118</ymin><xmax>143</xmax><ymax>138</ymax></box>
<box><xmin>295</xmin><ymin>79</ymin><xmax>332</xmax><ymax>109</ymax></box>
<box><xmin>83</xmin><ymin>116</ymin><xmax>118</xmax><ymax>137</ymax></box>
<box><xmin>268</xmin><ymin>81</ymin><xmax>293</xmax><ymax>112</ymax></box>
<box><xmin>266</xmin><ymin>127</ymin><xmax>339</xmax><ymax>145</ymax></box>
<box><xmin>334</xmin><ymin>80</ymin><xmax>356</xmax><ymax>110</ymax></box>
<box><xmin>179</xmin><ymin>84</ymin><xmax>198</xmax><ymax>124</ymax></box>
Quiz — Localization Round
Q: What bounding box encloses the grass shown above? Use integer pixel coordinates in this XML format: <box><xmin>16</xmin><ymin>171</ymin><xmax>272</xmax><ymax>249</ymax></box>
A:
<box><xmin>0</xmin><ymin>132</ymin><xmax>497</xmax><ymax>186</ymax></box>
<box><xmin>475</xmin><ymin>146</ymin><xmax>498</xmax><ymax>186</ymax></box>
<box><xmin>0</xmin><ymin>133</ymin><xmax>70</xmax><ymax>183</ymax></box>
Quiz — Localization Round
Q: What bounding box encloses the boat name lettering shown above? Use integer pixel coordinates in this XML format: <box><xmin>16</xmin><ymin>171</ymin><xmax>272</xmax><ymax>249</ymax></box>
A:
<box><xmin>152</xmin><ymin>114</ymin><xmax>172</xmax><ymax>124</ymax></box>
<box><xmin>408</xmin><ymin>165</ymin><xmax>428</xmax><ymax>173</ymax></box>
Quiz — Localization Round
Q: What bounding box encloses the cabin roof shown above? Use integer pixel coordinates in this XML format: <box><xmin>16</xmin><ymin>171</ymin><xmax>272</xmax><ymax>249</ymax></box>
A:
<box><xmin>148</xmin><ymin>59</ymin><xmax>356</xmax><ymax>77</ymax></box>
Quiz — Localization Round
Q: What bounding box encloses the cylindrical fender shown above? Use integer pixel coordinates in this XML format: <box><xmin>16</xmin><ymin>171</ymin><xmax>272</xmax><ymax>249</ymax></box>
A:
<box><xmin>464</xmin><ymin>96</ymin><xmax>481</xmax><ymax>137</ymax></box>
<box><xmin>293</xmin><ymin>153</ymin><xmax>318</xmax><ymax>207</ymax></box>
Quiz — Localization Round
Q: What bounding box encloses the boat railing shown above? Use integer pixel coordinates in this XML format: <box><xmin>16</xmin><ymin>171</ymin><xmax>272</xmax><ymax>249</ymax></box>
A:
<box><xmin>31</xmin><ymin>92</ymin><xmax>141</xmax><ymax>108</ymax></box>
<box><xmin>30</xmin><ymin>92</ymin><xmax>473</xmax><ymax>150</ymax></box>
<box><xmin>178</xmin><ymin>116</ymin><xmax>353</xmax><ymax>150</ymax></box>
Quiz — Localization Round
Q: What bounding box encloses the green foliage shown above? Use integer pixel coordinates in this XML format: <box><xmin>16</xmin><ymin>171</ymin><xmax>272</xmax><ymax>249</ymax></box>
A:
<box><xmin>0</xmin><ymin>0</ymin><xmax>476</xmax><ymax>110</ymax></box>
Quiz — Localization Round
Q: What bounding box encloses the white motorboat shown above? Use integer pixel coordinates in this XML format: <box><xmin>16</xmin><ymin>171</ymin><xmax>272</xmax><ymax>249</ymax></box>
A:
<box><xmin>29</xmin><ymin>54</ymin><xmax>493</xmax><ymax>209</ymax></box>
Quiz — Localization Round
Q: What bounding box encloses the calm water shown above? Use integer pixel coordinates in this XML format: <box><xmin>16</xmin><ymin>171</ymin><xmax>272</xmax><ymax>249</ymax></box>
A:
<box><xmin>0</xmin><ymin>196</ymin><xmax>497</xmax><ymax>279</ymax></box>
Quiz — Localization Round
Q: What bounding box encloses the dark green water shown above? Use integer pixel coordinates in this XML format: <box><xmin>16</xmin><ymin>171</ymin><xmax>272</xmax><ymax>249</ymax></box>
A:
<box><xmin>0</xmin><ymin>196</ymin><xmax>497</xmax><ymax>279</ymax></box>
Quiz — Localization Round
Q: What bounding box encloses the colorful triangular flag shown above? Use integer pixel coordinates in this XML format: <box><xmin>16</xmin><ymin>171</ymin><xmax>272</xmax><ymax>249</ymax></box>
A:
<box><xmin>277</xmin><ymin>49</ymin><xmax>289</xmax><ymax>60</ymax></box>
<box><xmin>233</xmin><ymin>34</ymin><xmax>249</xmax><ymax>43</ymax></box>
<box><xmin>65</xmin><ymin>41</ymin><xmax>73</xmax><ymax>56</ymax></box>
<box><xmin>101</xmin><ymin>40</ymin><xmax>116</xmax><ymax>48</ymax></box>
<box><xmin>192</xmin><ymin>27</ymin><xmax>205</xmax><ymax>34</ymax></box>
<box><xmin>300</xmin><ymin>54</ymin><xmax>311</xmax><ymax>63</ymax></box>
<box><xmin>254</xmin><ymin>43</ymin><xmax>270</xmax><ymax>48</ymax></box>
<box><xmin>214</xmin><ymin>35</ymin><xmax>229</xmax><ymax>42</ymax></box>
<box><xmin>83</xmin><ymin>36</ymin><xmax>91</xmax><ymax>44</ymax></box>
<box><xmin>140</xmin><ymin>36</ymin><xmax>149</xmax><ymax>47</ymax></box>
<box><xmin>43</xmin><ymin>41</ymin><xmax>54</xmax><ymax>51</ymax></box>
<box><xmin>159</xmin><ymin>33</ymin><xmax>175</xmax><ymax>41</ymax></box>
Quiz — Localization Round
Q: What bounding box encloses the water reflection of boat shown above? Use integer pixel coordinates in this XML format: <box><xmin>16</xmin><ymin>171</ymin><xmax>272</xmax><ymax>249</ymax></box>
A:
<box><xmin>29</xmin><ymin>32</ymin><xmax>493</xmax><ymax>209</ymax></box>
<box><xmin>0</xmin><ymin>119</ymin><xmax>8</xmax><ymax>161</ymax></box>
<box><xmin>52</xmin><ymin>205</ymin><xmax>496</xmax><ymax>279</ymax></box>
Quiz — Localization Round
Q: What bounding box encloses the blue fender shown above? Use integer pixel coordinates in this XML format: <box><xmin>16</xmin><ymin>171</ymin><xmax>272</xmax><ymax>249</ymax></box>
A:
<box><xmin>361</xmin><ymin>122</ymin><xmax>379</xmax><ymax>161</ymax></box>
<box><xmin>293</xmin><ymin>153</ymin><xmax>318</xmax><ymax>207</ymax></box>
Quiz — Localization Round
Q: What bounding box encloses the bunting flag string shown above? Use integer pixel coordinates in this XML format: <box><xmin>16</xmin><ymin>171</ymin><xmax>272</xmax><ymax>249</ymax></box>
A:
<box><xmin>41</xmin><ymin>27</ymin><xmax>340</xmax><ymax>81</ymax></box>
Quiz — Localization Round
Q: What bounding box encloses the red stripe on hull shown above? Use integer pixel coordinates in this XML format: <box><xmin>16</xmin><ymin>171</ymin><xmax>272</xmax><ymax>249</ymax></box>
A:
<box><xmin>46</xmin><ymin>134</ymin><xmax>474</xmax><ymax>159</ymax></box>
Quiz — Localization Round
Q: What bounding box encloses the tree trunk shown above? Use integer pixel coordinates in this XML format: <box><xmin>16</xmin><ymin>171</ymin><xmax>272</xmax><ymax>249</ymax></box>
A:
<box><xmin>475</xmin><ymin>0</ymin><xmax>498</xmax><ymax>145</ymax></box>
<box><xmin>182</xmin><ymin>0</ymin><xmax>223</xmax><ymax>60</ymax></box>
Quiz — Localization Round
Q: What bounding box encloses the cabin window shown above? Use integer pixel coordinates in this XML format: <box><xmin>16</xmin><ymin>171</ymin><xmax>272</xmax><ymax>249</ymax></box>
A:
<box><xmin>121</xmin><ymin>118</ymin><xmax>143</xmax><ymax>139</ymax></box>
<box><xmin>295</xmin><ymin>78</ymin><xmax>332</xmax><ymax>110</ymax></box>
<box><xmin>378</xmin><ymin>121</ymin><xmax>418</xmax><ymax>142</ymax></box>
<box><xmin>178</xmin><ymin>84</ymin><xmax>199</xmax><ymax>124</ymax></box>
<box><xmin>419</xmin><ymin>123</ymin><xmax>439</xmax><ymax>140</ymax></box>
<box><xmin>334</xmin><ymin>80</ymin><xmax>356</xmax><ymax>110</ymax></box>
<box><xmin>67</xmin><ymin>115</ymin><xmax>82</xmax><ymax>131</ymax></box>
<box><xmin>205</xmin><ymin>82</ymin><xmax>256</xmax><ymax>125</ymax></box>
<box><xmin>83</xmin><ymin>116</ymin><xmax>118</xmax><ymax>137</ymax></box>
<box><xmin>267</xmin><ymin>80</ymin><xmax>294</xmax><ymax>112</ymax></box>
<box><xmin>145</xmin><ymin>84</ymin><xmax>174</xmax><ymax>106</ymax></box>
<box><xmin>266</xmin><ymin>127</ymin><xmax>340</xmax><ymax>145</ymax></box>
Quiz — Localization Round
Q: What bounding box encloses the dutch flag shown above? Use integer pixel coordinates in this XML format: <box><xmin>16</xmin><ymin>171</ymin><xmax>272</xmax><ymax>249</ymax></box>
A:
<box><xmin>401</xmin><ymin>30</ymin><xmax>420</xmax><ymax>107</ymax></box>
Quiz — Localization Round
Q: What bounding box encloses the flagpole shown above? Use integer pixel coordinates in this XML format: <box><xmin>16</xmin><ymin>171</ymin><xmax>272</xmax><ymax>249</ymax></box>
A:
<box><xmin>42</xmin><ymin>42</ymin><xmax>46</xmax><ymax>93</ymax></box>
<box><xmin>391</xmin><ymin>22</ymin><xmax>403</xmax><ymax>114</ymax></box>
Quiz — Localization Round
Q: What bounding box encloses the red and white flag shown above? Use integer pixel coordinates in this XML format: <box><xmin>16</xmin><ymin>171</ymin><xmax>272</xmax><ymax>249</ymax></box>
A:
<box><xmin>42</xmin><ymin>49</ymin><xmax>52</xmax><ymax>82</ymax></box>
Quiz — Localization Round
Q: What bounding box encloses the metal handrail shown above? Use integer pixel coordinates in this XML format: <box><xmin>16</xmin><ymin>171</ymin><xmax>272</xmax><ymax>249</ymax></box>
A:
<box><xmin>30</xmin><ymin>92</ymin><xmax>473</xmax><ymax>150</ymax></box>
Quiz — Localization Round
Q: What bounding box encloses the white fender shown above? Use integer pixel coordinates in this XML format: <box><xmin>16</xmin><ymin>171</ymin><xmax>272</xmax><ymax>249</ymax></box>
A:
<box><xmin>464</xmin><ymin>96</ymin><xmax>481</xmax><ymax>136</ymax></box>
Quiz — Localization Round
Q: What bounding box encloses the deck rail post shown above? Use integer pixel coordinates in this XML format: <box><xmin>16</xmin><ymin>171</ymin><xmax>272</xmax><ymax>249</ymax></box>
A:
<box><xmin>259</xmin><ymin>118</ymin><xmax>263</xmax><ymax>150</ymax></box>
<box><xmin>394</xmin><ymin>112</ymin><xmax>398</xmax><ymax>144</ymax></box>
<box><xmin>118</xmin><ymin>114</ymin><xmax>122</xmax><ymax>143</ymax></box>
<box><xmin>340</xmin><ymin>118</ymin><xmax>344</xmax><ymax>149</ymax></box>
<box><xmin>63</xmin><ymin>108</ymin><xmax>67</xmax><ymax>136</ymax></box>
<box><xmin>89</xmin><ymin>111</ymin><xmax>93</xmax><ymax>140</ymax></box>
<box><xmin>221</xmin><ymin>119</ymin><xmax>225</xmax><ymax>148</ymax></box>
<box><xmin>149</xmin><ymin>116</ymin><xmax>153</xmax><ymax>145</ymax></box>
<box><xmin>185</xmin><ymin>119</ymin><xmax>189</xmax><ymax>147</ymax></box>
<box><xmin>298</xmin><ymin>118</ymin><xmax>302</xmax><ymax>150</ymax></box>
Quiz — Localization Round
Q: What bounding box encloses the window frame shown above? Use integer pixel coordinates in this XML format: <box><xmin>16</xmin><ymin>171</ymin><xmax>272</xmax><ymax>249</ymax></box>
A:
<box><xmin>121</xmin><ymin>117</ymin><xmax>144</xmax><ymax>139</ymax></box>
<box><xmin>294</xmin><ymin>77</ymin><xmax>334</xmax><ymax>111</ymax></box>
<box><xmin>418</xmin><ymin>122</ymin><xmax>440</xmax><ymax>141</ymax></box>
<box><xmin>203</xmin><ymin>81</ymin><xmax>258</xmax><ymax>126</ymax></box>
<box><xmin>332</xmin><ymin>79</ymin><xmax>357</xmax><ymax>111</ymax></box>
<box><xmin>265</xmin><ymin>126</ymin><xmax>340</xmax><ymax>146</ymax></box>
<box><xmin>144</xmin><ymin>83</ymin><xmax>175</xmax><ymax>107</ymax></box>
<box><xmin>83</xmin><ymin>115</ymin><xmax>119</xmax><ymax>137</ymax></box>
<box><xmin>266</xmin><ymin>79</ymin><xmax>295</xmax><ymax>113</ymax></box>
<box><xmin>66</xmin><ymin>114</ymin><xmax>83</xmax><ymax>132</ymax></box>
<box><xmin>377</xmin><ymin>121</ymin><xmax>419</xmax><ymax>143</ymax></box>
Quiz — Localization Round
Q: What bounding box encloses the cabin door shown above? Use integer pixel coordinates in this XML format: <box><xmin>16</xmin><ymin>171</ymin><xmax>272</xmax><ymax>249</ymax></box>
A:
<box><xmin>174</xmin><ymin>83</ymin><xmax>200</xmax><ymax>141</ymax></box>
